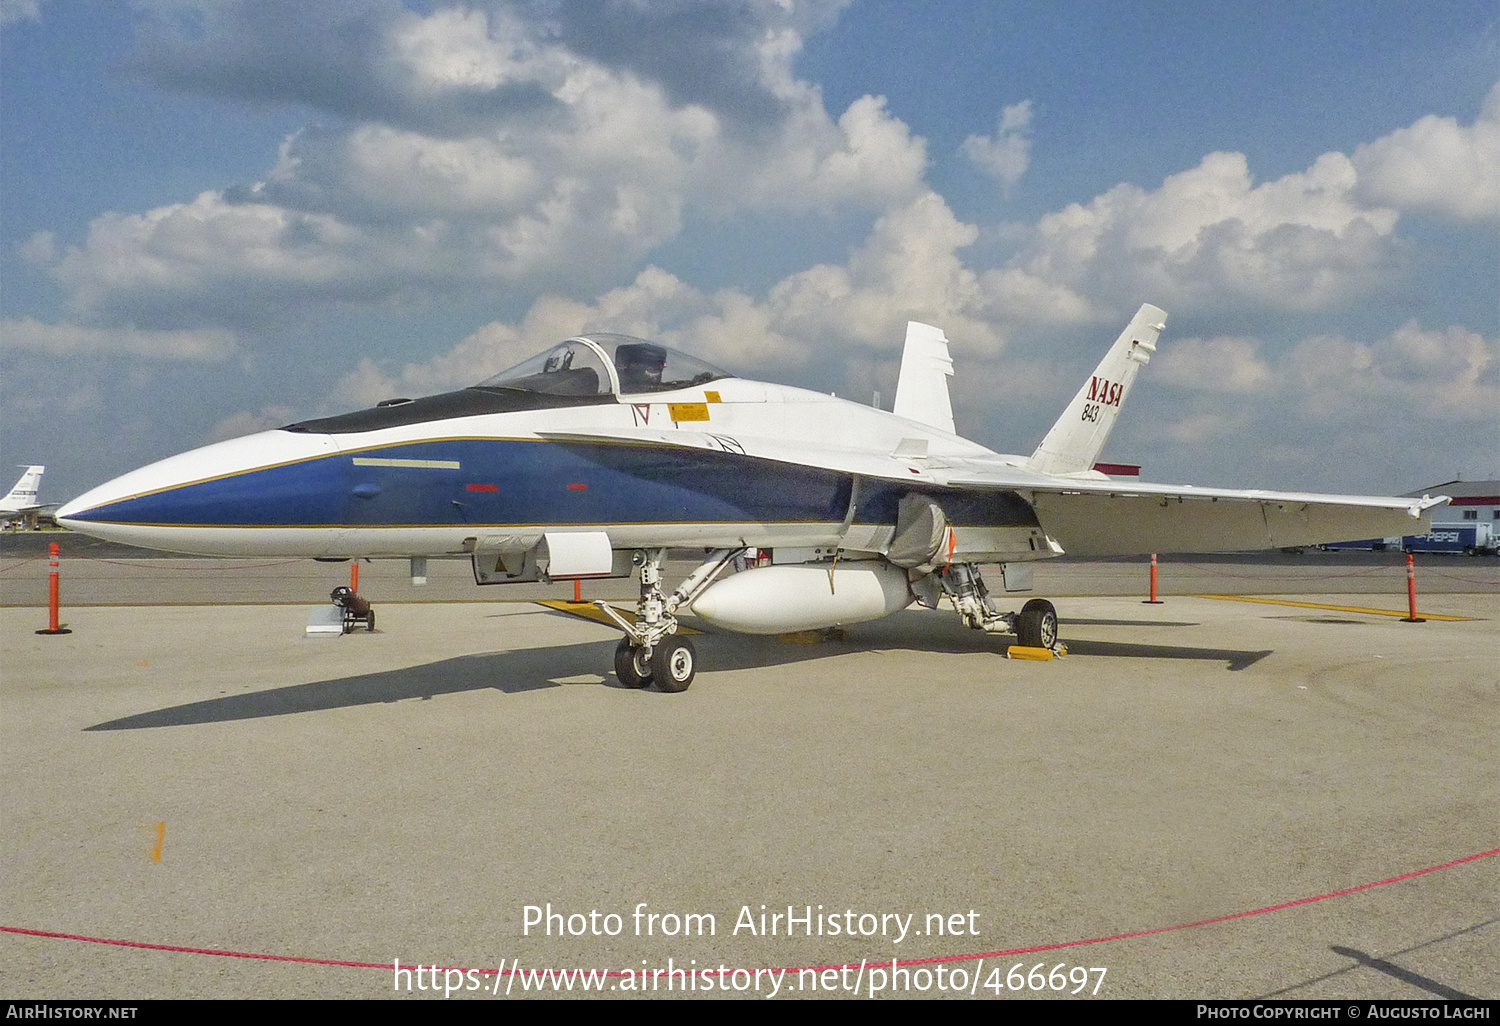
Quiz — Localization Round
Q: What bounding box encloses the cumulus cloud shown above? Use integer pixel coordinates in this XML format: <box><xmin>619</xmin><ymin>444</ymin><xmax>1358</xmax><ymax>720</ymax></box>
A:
<box><xmin>0</xmin><ymin>317</ymin><xmax>237</xmax><ymax>360</ymax></box>
<box><xmin>130</xmin><ymin>0</ymin><xmax>850</xmax><ymax>135</ymax></box>
<box><xmin>47</xmin><ymin>1</ymin><xmax>921</xmax><ymax>329</ymax></box>
<box><xmin>327</xmin><ymin>189</ymin><xmax>1003</xmax><ymax>406</ymax></box>
<box><xmin>130</xmin><ymin>1</ymin><xmax>551</xmax><ymax>137</ymax></box>
<box><xmin>1287</xmin><ymin>321</ymin><xmax>1497</xmax><ymax>422</ymax></box>
<box><xmin>961</xmin><ymin>100</ymin><xmax>1033</xmax><ymax>190</ymax></box>
<box><xmin>1153</xmin><ymin>336</ymin><xmax>1272</xmax><ymax>393</ymax></box>
<box><xmin>46</xmin><ymin>191</ymin><xmax>408</xmax><ymax>329</ymax></box>
<box><xmin>1353</xmin><ymin>80</ymin><xmax>1500</xmax><ymax>222</ymax></box>
<box><xmin>1117</xmin><ymin>319</ymin><xmax>1497</xmax><ymax>491</ymax></box>
<box><xmin>536</xmin><ymin>0</ymin><xmax>851</xmax><ymax>128</ymax></box>
<box><xmin>57</xmin><ymin>3</ymin><xmax>1479</xmax><ymax>356</ymax></box>
<box><xmin>1010</xmin><ymin>150</ymin><xmax>1400</xmax><ymax>314</ymax></box>
<box><xmin>1152</xmin><ymin>321</ymin><xmax>1495</xmax><ymax>419</ymax></box>
<box><xmin>744</xmin><ymin>93</ymin><xmax>928</xmax><ymax>212</ymax></box>
<box><xmin>318</xmin><ymin>109</ymin><xmax>1492</xmax><ymax>427</ymax></box>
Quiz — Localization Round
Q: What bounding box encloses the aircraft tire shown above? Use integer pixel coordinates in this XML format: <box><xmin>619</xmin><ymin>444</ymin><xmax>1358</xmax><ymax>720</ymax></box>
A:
<box><xmin>614</xmin><ymin>638</ymin><xmax>653</xmax><ymax>688</ymax></box>
<box><xmin>651</xmin><ymin>637</ymin><xmax>696</xmax><ymax>693</ymax></box>
<box><xmin>1016</xmin><ymin>599</ymin><xmax>1058</xmax><ymax>649</ymax></box>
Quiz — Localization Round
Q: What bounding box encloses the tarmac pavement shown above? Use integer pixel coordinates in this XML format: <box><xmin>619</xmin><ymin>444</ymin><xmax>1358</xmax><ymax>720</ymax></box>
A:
<box><xmin>1</xmin><ymin>569</ymin><xmax>1495</xmax><ymax>1000</ymax></box>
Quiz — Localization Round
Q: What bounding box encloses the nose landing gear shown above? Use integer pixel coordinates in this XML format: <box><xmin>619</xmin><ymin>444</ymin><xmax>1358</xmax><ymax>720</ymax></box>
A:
<box><xmin>597</xmin><ymin>548</ymin><xmax>740</xmax><ymax>692</ymax></box>
<box><xmin>612</xmin><ymin>626</ymin><xmax>697</xmax><ymax>693</ymax></box>
<box><xmin>650</xmin><ymin>637</ymin><xmax>696</xmax><ymax>693</ymax></box>
<box><xmin>614</xmin><ymin>638</ymin><xmax>654</xmax><ymax>689</ymax></box>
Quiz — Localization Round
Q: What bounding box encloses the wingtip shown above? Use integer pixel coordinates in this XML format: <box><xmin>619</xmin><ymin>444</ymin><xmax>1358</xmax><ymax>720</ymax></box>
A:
<box><xmin>1407</xmin><ymin>493</ymin><xmax>1451</xmax><ymax>516</ymax></box>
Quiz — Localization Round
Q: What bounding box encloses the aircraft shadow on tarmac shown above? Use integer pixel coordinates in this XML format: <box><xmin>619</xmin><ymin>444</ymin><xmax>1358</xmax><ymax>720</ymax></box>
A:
<box><xmin>810</xmin><ymin>611</ymin><xmax>1269</xmax><ymax>670</ymax></box>
<box><xmin>1056</xmin><ymin>638</ymin><xmax>1271</xmax><ymax>671</ymax></box>
<box><xmin>84</xmin><ymin>610</ymin><xmax>1272</xmax><ymax>730</ymax></box>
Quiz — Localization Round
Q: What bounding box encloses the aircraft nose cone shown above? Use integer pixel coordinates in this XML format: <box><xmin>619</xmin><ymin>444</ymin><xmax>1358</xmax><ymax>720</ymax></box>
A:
<box><xmin>54</xmin><ymin>495</ymin><xmax>86</xmax><ymax>523</ymax></box>
<box><xmin>56</xmin><ymin>430</ymin><xmax>343</xmax><ymax>553</ymax></box>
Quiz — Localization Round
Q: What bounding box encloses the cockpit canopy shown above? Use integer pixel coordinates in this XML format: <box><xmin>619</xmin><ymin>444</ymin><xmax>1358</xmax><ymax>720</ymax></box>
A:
<box><xmin>478</xmin><ymin>333</ymin><xmax>731</xmax><ymax>397</ymax></box>
<box><xmin>282</xmin><ymin>334</ymin><xmax>732</xmax><ymax>435</ymax></box>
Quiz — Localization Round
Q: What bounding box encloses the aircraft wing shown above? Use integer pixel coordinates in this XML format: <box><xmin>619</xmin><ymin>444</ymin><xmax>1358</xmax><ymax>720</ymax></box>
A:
<box><xmin>987</xmin><ymin>477</ymin><xmax>1443</xmax><ymax>556</ymax></box>
<box><xmin>536</xmin><ymin>427</ymin><xmax>1445</xmax><ymax>556</ymax></box>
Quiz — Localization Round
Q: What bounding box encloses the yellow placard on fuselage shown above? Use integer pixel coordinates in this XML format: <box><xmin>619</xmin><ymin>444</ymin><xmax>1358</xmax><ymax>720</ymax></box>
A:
<box><xmin>669</xmin><ymin>402</ymin><xmax>711</xmax><ymax>422</ymax></box>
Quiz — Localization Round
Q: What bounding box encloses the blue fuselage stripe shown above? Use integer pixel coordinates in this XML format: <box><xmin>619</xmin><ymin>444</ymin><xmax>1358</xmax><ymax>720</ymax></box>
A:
<box><xmin>73</xmin><ymin>439</ymin><xmax>855</xmax><ymax>528</ymax></box>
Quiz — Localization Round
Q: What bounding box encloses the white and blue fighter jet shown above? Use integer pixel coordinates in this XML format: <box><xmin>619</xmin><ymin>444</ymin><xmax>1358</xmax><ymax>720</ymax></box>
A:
<box><xmin>57</xmin><ymin>306</ymin><xmax>1444</xmax><ymax>691</ymax></box>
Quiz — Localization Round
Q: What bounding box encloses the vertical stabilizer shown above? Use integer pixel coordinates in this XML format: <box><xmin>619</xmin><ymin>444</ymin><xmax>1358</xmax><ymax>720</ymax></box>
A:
<box><xmin>892</xmin><ymin>322</ymin><xmax>956</xmax><ymax>435</ymax></box>
<box><xmin>1026</xmin><ymin>305</ymin><xmax>1166</xmax><ymax>476</ymax></box>
<box><xmin>0</xmin><ymin>465</ymin><xmax>44</xmax><ymax>512</ymax></box>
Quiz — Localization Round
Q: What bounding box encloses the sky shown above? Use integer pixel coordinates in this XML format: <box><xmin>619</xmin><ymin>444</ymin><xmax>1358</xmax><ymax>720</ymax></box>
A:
<box><xmin>2</xmin><ymin>0</ymin><xmax>1497</xmax><ymax>505</ymax></box>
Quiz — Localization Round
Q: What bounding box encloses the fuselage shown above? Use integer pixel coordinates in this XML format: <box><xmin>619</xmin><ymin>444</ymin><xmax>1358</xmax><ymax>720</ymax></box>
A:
<box><xmin>56</xmin><ymin>355</ymin><xmax>1035</xmax><ymax>560</ymax></box>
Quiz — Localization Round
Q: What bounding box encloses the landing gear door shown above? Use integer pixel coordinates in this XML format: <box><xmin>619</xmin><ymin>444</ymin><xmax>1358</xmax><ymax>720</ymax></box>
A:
<box><xmin>538</xmin><ymin>531</ymin><xmax>616</xmax><ymax>579</ymax></box>
<box><xmin>1001</xmin><ymin>563</ymin><xmax>1034</xmax><ymax>592</ymax></box>
<box><xmin>472</xmin><ymin>539</ymin><xmax>543</xmax><ymax>585</ymax></box>
<box><xmin>471</xmin><ymin>530</ymin><xmax>632</xmax><ymax>585</ymax></box>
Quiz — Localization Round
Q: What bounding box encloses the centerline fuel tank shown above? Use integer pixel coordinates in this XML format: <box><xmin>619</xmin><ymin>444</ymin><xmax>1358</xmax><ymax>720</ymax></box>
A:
<box><xmin>689</xmin><ymin>561</ymin><xmax>912</xmax><ymax>635</ymax></box>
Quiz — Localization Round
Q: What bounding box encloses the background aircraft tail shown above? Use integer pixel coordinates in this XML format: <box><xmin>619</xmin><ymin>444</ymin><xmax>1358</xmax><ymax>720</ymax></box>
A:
<box><xmin>1025</xmin><ymin>305</ymin><xmax>1166</xmax><ymax>477</ymax></box>
<box><xmin>1</xmin><ymin>465</ymin><xmax>44</xmax><ymax>512</ymax></box>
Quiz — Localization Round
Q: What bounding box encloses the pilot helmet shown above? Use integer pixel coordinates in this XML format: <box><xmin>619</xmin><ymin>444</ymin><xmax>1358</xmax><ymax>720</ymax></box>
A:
<box><xmin>615</xmin><ymin>342</ymin><xmax>667</xmax><ymax>390</ymax></box>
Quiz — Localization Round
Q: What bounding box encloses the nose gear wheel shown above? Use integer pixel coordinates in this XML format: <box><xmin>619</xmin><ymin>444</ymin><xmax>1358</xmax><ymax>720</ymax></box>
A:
<box><xmin>614</xmin><ymin>638</ymin><xmax>653</xmax><ymax>688</ymax></box>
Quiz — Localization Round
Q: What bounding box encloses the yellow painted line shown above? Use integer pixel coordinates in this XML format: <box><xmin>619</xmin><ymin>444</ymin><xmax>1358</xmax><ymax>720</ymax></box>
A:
<box><xmin>151</xmin><ymin>822</ymin><xmax>165</xmax><ymax>862</ymax></box>
<box><xmin>535</xmin><ymin>600</ymin><xmax>702</xmax><ymax>635</ymax></box>
<box><xmin>1194</xmin><ymin>595</ymin><xmax>1474</xmax><ymax>621</ymax></box>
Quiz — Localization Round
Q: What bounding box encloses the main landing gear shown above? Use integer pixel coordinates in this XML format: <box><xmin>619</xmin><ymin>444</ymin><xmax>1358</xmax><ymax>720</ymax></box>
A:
<box><xmin>936</xmin><ymin>563</ymin><xmax>1061</xmax><ymax>652</ymax></box>
<box><xmin>1015</xmin><ymin>598</ymin><xmax>1060</xmax><ymax>649</ymax></box>
<box><xmin>596</xmin><ymin>548</ymin><xmax>740</xmax><ymax>693</ymax></box>
<box><xmin>598</xmin><ymin>552</ymin><xmax>1059</xmax><ymax>691</ymax></box>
